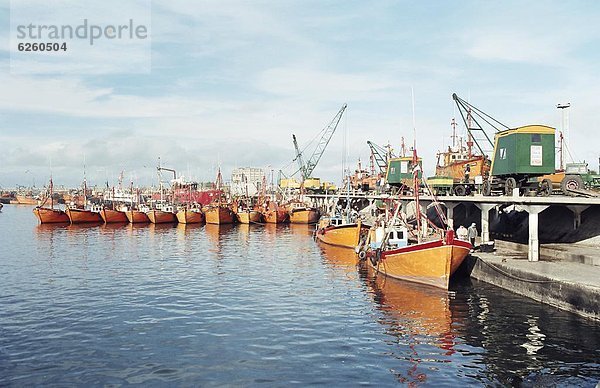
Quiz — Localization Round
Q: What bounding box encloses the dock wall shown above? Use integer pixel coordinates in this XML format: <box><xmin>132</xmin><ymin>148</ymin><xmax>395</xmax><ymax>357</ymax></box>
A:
<box><xmin>463</xmin><ymin>255</ymin><xmax>600</xmax><ymax>321</ymax></box>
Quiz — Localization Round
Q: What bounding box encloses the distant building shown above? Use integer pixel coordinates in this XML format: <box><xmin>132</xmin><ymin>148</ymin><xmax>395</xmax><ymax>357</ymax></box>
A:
<box><xmin>231</xmin><ymin>167</ymin><xmax>265</xmax><ymax>196</ymax></box>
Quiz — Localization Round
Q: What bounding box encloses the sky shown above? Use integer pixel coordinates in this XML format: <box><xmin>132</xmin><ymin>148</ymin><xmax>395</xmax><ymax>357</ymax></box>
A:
<box><xmin>1</xmin><ymin>0</ymin><xmax>600</xmax><ymax>189</ymax></box>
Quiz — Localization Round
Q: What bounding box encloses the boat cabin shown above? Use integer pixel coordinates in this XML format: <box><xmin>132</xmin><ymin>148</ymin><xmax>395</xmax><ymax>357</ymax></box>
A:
<box><xmin>369</xmin><ymin>226</ymin><xmax>408</xmax><ymax>250</ymax></box>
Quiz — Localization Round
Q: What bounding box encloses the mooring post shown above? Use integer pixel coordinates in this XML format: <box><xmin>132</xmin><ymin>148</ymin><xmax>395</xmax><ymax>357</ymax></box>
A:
<box><xmin>523</xmin><ymin>205</ymin><xmax>549</xmax><ymax>262</ymax></box>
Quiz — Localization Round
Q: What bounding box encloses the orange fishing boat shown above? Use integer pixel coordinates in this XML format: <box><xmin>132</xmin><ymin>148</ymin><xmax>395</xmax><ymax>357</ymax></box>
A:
<box><xmin>369</xmin><ymin>230</ymin><xmax>471</xmax><ymax>289</ymax></box>
<box><xmin>262</xmin><ymin>201</ymin><xmax>289</xmax><ymax>224</ymax></box>
<box><xmin>233</xmin><ymin>198</ymin><xmax>263</xmax><ymax>224</ymax></box>
<box><xmin>33</xmin><ymin>207</ymin><xmax>70</xmax><ymax>223</ymax></box>
<box><xmin>315</xmin><ymin>217</ymin><xmax>369</xmax><ymax>249</ymax></box>
<box><xmin>236</xmin><ymin>209</ymin><xmax>263</xmax><ymax>224</ymax></box>
<box><xmin>176</xmin><ymin>206</ymin><xmax>205</xmax><ymax>224</ymax></box>
<box><xmin>288</xmin><ymin>201</ymin><xmax>320</xmax><ymax>224</ymax></box>
<box><xmin>147</xmin><ymin>204</ymin><xmax>177</xmax><ymax>224</ymax></box>
<box><xmin>204</xmin><ymin>167</ymin><xmax>236</xmax><ymax>225</ymax></box>
<box><xmin>204</xmin><ymin>205</ymin><xmax>235</xmax><ymax>224</ymax></box>
<box><xmin>366</xmin><ymin>147</ymin><xmax>472</xmax><ymax>290</ymax></box>
<box><xmin>126</xmin><ymin>207</ymin><xmax>150</xmax><ymax>224</ymax></box>
<box><xmin>176</xmin><ymin>180</ymin><xmax>206</xmax><ymax>224</ymax></box>
<box><xmin>33</xmin><ymin>178</ymin><xmax>70</xmax><ymax>224</ymax></box>
<box><xmin>17</xmin><ymin>194</ymin><xmax>40</xmax><ymax>205</ymax></box>
<box><xmin>100</xmin><ymin>208</ymin><xmax>129</xmax><ymax>223</ymax></box>
<box><xmin>127</xmin><ymin>210</ymin><xmax>149</xmax><ymax>224</ymax></box>
<box><xmin>66</xmin><ymin>206</ymin><xmax>103</xmax><ymax>224</ymax></box>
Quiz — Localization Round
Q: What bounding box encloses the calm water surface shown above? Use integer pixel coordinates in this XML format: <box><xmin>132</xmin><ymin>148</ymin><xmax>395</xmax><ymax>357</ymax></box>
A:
<box><xmin>1</xmin><ymin>205</ymin><xmax>599</xmax><ymax>386</ymax></box>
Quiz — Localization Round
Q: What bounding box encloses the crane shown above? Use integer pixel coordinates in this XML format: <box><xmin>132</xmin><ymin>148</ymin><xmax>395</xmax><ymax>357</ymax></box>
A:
<box><xmin>452</xmin><ymin>93</ymin><xmax>509</xmax><ymax>157</ymax></box>
<box><xmin>367</xmin><ymin>141</ymin><xmax>396</xmax><ymax>174</ymax></box>
<box><xmin>292</xmin><ymin>103</ymin><xmax>347</xmax><ymax>181</ymax></box>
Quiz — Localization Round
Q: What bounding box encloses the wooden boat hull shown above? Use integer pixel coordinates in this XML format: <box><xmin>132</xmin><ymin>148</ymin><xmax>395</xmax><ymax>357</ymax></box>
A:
<box><xmin>205</xmin><ymin>206</ymin><xmax>235</xmax><ymax>225</ymax></box>
<box><xmin>33</xmin><ymin>207</ymin><xmax>70</xmax><ymax>224</ymax></box>
<box><xmin>176</xmin><ymin>210</ymin><xmax>205</xmax><ymax>224</ymax></box>
<box><xmin>66</xmin><ymin>208</ymin><xmax>103</xmax><ymax>224</ymax></box>
<box><xmin>236</xmin><ymin>210</ymin><xmax>263</xmax><ymax>224</ymax></box>
<box><xmin>126</xmin><ymin>210</ymin><xmax>150</xmax><ymax>224</ymax></box>
<box><xmin>263</xmin><ymin>209</ymin><xmax>289</xmax><ymax>224</ymax></box>
<box><xmin>289</xmin><ymin>208</ymin><xmax>320</xmax><ymax>224</ymax></box>
<box><xmin>147</xmin><ymin>210</ymin><xmax>177</xmax><ymax>224</ymax></box>
<box><xmin>100</xmin><ymin>209</ymin><xmax>128</xmax><ymax>223</ymax></box>
<box><xmin>16</xmin><ymin>195</ymin><xmax>39</xmax><ymax>205</ymax></box>
<box><xmin>316</xmin><ymin>222</ymin><xmax>369</xmax><ymax>249</ymax></box>
<box><xmin>372</xmin><ymin>237</ymin><xmax>471</xmax><ymax>290</ymax></box>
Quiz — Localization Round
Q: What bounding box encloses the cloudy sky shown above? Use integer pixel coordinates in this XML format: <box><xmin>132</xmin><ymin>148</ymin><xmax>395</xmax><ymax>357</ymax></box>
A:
<box><xmin>1</xmin><ymin>0</ymin><xmax>599</xmax><ymax>188</ymax></box>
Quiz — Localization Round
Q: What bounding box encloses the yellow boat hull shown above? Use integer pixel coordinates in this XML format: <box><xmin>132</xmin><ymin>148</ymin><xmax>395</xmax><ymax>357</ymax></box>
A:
<box><xmin>315</xmin><ymin>222</ymin><xmax>368</xmax><ymax>249</ymax></box>
<box><xmin>372</xmin><ymin>237</ymin><xmax>471</xmax><ymax>289</ymax></box>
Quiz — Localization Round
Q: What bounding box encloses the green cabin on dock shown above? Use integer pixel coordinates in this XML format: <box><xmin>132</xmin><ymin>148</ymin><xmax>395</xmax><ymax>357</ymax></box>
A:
<box><xmin>386</xmin><ymin>156</ymin><xmax>422</xmax><ymax>188</ymax></box>
<box><xmin>491</xmin><ymin>125</ymin><xmax>555</xmax><ymax>177</ymax></box>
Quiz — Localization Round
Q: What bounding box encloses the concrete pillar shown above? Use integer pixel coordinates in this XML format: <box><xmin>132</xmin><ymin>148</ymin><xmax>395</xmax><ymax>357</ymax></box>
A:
<box><xmin>444</xmin><ymin>202</ymin><xmax>459</xmax><ymax>230</ymax></box>
<box><xmin>522</xmin><ymin>205</ymin><xmax>549</xmax><ymax>262</ymax></box>
<box><xmin>473</xmin><ymin>203</ymin><xmax>495</xmax><ymax>243</ymax></box>
<box><xmin>566</xmin><ymin>205</ymin><xmax>589</xmax><ymax>230</ymax></box>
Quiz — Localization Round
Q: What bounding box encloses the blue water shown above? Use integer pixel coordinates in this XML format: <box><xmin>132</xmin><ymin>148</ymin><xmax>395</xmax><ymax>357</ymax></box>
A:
<box><xmin>1</xmin><ymin>204</ymin><xmax>599</xmax><ymax>386</ymax></box>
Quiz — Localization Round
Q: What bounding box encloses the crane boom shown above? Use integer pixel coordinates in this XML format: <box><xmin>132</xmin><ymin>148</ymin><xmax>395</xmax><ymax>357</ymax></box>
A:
<box><xmin>292</xmin><ymin>103</ymin><xmax>347</xmax><ymax>180</ymax></box>
<box><xmin>452</xmin><ymin>93</ymin><xmax>510</xmax><ymax>156</ymax></box>
<box><xmin>367</xmin><ymin>141</ymin><xmax>395</xmax><ymax>174</ymax></box>
<box><xmin>292</xmin><ymin>134</ymin><xmax>307</xmax><ymax>179</ymax></box>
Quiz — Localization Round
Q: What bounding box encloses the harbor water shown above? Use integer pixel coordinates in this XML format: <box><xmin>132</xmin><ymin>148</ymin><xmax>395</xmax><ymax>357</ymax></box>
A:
<box><xmin>1</xmin><ymin>205</ymin><xmax>599</xmax><ymax>386</ymax></box>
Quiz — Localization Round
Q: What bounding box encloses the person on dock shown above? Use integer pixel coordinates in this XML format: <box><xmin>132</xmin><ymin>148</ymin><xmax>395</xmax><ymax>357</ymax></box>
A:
<box><xmin>456</xmin><ymin>225</ymin><xmax>468</xmax><ymax>241</ymax></box>
<box><xmin>468</xmin><ymin>223</ymin><xmax>478</xmax><ymax>248</ymax></box>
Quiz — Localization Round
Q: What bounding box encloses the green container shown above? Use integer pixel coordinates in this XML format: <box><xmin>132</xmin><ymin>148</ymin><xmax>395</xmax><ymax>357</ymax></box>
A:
<box><xmin>386</xmin><ymin>157</ymin><xmax>422</xmax><ymax>187</ymax></box>
<box><xmin>491</xmin><ymin>125</ymin><xmax>555</xmax><ymax>177</ymax></box>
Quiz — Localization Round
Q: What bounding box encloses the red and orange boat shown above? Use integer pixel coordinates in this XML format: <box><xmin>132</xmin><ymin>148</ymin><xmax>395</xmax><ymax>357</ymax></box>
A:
<box><xmin>262</xmin><ymin>201</ymin><xmax>289</xmax><ymax>224</ymax></box>
<box><xmin>147</xmin><ymin>208</ymin><xmax>177</xmax><ymax>224</ymax></box>
<box><xmin>100</xmin><ymin>205</ymin><xmax>129</xmax><ymax>223</ymax></box>
<box><xmin>100</xmin><ymin>209</ymin><xmax>128</xmax><ymax>223</ymax></box>
<box><xmin>126</xmin><ymin>204</ymin><xmax>151</xmax><ymax>224</ymax></box>
<box><xmin>33</xmin><ymin>177</ymin><xmax>70</xmax><ymax>224</ymax></box>
<box><xmin>315</xmin><ymin>217</ymin><xmax>369</xmax><ymax>249</ymax></box>
<box><xmin>66</xmin><ymin>206</ymin><xmax>103</xmax><ymax>224</ymax></box>
<box><xmin>287</xmin><ymin>201</ymin><xmax>320</xmax><ymax>224</ymax></box>
<box><xmin>17</xmin><ymin>195</ymin><xmax>40</xmax><ymax>205</ymax></box>
<box><xmin>33</xmin><ymin>207</ymin><xmax>70</xmax><ymax>223</ymax></box>
<box><xmin>176</xmin><ymin>206</ymin><xmax>205</xmax><ymax>224</ymax></box>
<box><xmin>369</xmin><ymin>229</ymin><xmax>471</xmax><ymax>290</ymax></box>
<box><xmin>204</xmin><ymin>204</ymin><xmax>236</xmax><ymax>225</ymax></box>
<box><xmin>236</xmin><ymin>210</ymin><xmax>263</xmax><ymax>224</ymax></box>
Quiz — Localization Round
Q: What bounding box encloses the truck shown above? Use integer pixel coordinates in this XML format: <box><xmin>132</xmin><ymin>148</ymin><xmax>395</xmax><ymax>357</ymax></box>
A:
<box><xmin>539</xmin><ymin>162</ymin><xmax>600</xmax><ymax>196</ymax></box>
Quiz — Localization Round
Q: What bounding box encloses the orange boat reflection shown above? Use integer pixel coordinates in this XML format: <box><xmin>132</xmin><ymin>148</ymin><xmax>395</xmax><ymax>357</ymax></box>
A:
<box><xmin>364</xmin><ymin>266</ymin><xmax>458</xmax><ymax>385</ymax></box>
<box><xmin>319</xmin><ymin>243</ymin><xmax>359</xmax><ymax>268</ymax></box>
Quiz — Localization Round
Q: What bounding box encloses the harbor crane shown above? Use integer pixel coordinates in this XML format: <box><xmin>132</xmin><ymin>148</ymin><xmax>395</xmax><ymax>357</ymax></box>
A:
<box><xmin>452</xmin><ymin>93</ymin><xmax>507</xmax><ymax>157</ymax></box>
<box><xmin>367</xmin><ymin>141</ymin><xmax>396</xmax><ymax>174</ymax></box>
<box><xmin>292</xmin><ymin>103</ymin><xmax>347</xmax><ymax>181</ymax></box>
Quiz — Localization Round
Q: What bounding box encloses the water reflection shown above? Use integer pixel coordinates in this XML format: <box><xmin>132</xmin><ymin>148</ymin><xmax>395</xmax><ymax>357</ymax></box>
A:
<box><xmin>363</xmin><ymin>267</ymin><xmax>458</xmax><ymax>385</ymax></box>
<box><xmin>4</xmin><ymin>205</ymin><xmax>599</xmax><ymax>386</ymax></box>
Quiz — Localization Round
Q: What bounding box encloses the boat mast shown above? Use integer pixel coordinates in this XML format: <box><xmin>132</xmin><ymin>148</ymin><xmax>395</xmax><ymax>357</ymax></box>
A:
<box><xmin>411</xmin><ymin>88</ymin><xmax>421</xmax><ymax>243</ymax></box>
<box><xmin>50</xmin><ymin>175</ymin><xmax>54</xmax><ymax>210</ymax></box>
<box><xmin>130</xmin><ymin>181</ymin><xmax>134</xmax><ymax>209</ymax></box>
<box><xmin>157</xmin><ymin>157</ymin><xmax>163</xmax><ymax>206</ymax></box>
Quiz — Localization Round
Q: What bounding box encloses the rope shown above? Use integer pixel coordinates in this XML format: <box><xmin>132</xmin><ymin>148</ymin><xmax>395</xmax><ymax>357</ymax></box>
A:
<box><xmin>478</xmin><ymin>258</ymin><xmax>558</xmax><ymax>284</ymax></box>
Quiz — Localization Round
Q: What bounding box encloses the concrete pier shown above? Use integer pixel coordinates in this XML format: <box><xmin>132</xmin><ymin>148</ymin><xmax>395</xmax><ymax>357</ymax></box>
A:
<box><xmin>462</xmin><ymin>248</ymin><xmax>600</xmax><ymax>321</ymax></box>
